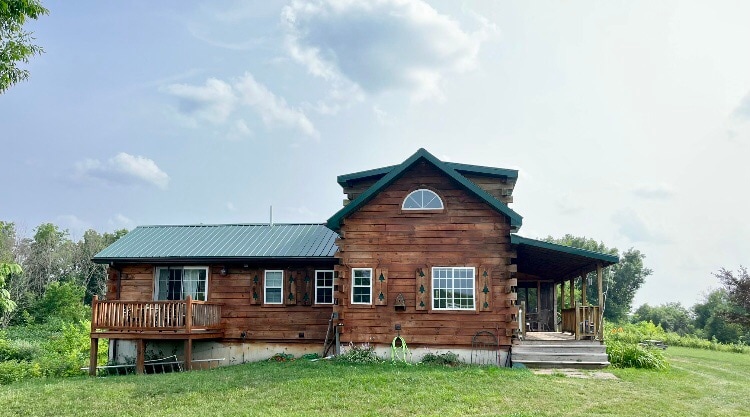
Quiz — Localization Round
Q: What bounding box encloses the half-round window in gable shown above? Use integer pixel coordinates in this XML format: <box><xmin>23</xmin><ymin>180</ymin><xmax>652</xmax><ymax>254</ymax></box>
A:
<box><xmin>402</xmin><ymin>189</ymin><xmax>444</xmax><ymax>210</ymax></box>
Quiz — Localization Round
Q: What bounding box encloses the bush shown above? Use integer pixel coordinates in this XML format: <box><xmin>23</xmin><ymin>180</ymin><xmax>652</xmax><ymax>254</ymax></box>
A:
<box><xmin>0</xmin><ymin>338</ymin><xmax>42</xmax><ymax>362</ymax></box>
<box><xmin>31</xmin><ymin>282</ymin><xmax>89</xmax><ymax>324</ymax></box>
<box><xmin>607</xmin><ymin>341</ymin><xmax>668</xmax><ymax>370</ymax></box>
<box><xmin>0</xmin><ymin>360</ymin><xmax>42</xmax><ymax>385</ymax></box>
<box><xmin>421</xmin><ymin>351</ymin><xmax>463</xmax><ymax>367</ymax></box>
<box><xmin>268</xmin><ymin>352</ymin><xmax>295</xmax><ymax>362</ymax></box>
<box><xmin>606</xmin><ymin>322</ymin><xmax>749</xmax><ymax>354</ymax></box>
<box><xmin>335</xmin><ymin>343</ymin><xmax>382</xmax><ymax>364</ymax></box>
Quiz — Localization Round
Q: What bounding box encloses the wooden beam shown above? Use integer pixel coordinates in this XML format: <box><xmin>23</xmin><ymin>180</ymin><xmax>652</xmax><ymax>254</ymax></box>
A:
<box><xmin>580</xmin><ymin>273</ymin><xmax>587</xmax><ymax>306</ymax></box>
<box><xmin>597</xmin><ymin>263</ymin><xmax>604</xmax><ymax>340</ymax></box>
<box><xmin>184</xmin><ymin>338</ymin><xmax>192</xmax><ymax>371</ymax></box>
<box><xmin>569</xmin><ymin>278</ymin><xmax>574</xmax><ymax>309</ymax></box>
<box><xmin>89</xmin><ymin>337</ymin><xmax>98</xmax><ymax>376</ymax></box>
<box><xmin>136</xmin><ymin>339</ymin><xmax>145</xmax><ymax>374</ymax></box>
<box><xmin>561</xmin><ymin>280</ymin><xmax>566</xmax><ymax>309</ymax></box>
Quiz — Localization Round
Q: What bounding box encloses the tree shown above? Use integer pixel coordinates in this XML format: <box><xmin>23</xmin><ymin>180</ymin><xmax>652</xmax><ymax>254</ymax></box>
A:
<box><xmin>0</xmin><ymin>0</ymin><xmax>48</xmax><ymax>93</ymax></box>
<box><xmin>632</xmin><ymin>302</ymin><xmax>694</xmax><ymax>335</ymax></box>
<box><xmin>693</xmin><ymin>288</ymin><xmax>747</xmax><ymax>343</ymax></box>
<box><xmin>714</xmin><ymin>266</ymin><xmax>750</xmax><ymax>329</ymax></box>
<box><xmin>0</xmin><ymin>261</ymin><xmax>21</xmax><ymax>317</ymax></box>
<box><xmin>544</xmin><ymin>234</ymin><xmax>652</xmax><ymax>323</ymax></box>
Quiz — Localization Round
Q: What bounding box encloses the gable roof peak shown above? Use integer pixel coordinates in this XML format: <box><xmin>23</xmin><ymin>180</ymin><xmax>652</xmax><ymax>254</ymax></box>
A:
<box><xmin>327</xmin><ymin>148</ymin><xmax>522</xmax><ymax>231</ymax></box>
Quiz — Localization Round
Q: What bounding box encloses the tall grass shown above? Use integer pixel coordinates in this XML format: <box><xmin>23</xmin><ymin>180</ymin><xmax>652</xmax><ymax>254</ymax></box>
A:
<box><xmin>606</xmin><ymin>321</ymin><xmax>748</xmax><ymax>354</ymax></box>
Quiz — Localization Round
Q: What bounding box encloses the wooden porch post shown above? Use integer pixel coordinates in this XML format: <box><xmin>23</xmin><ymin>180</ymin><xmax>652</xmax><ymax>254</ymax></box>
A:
<box><xmin>184</xmin><ymin>338</ymin><xmax>192</xmax><ymax>371</ymax></box>
<box><xmin>89</xmin><ymin>295</ymin><xmax>98</xmax><ymax>376</ymax></box>
<box><xmin>89</xmin><ymin>338</ymin><xmax>98</xmax><ymax>376</ymax></box>
<box><xmin>561</xmin><ymin>280</ymin><xmax>566</xmax><ymax>309</ymax></box>
<box><xmin>580</xmin><ymin>272</ymin><xmax>587</xmax><ymax>306</ymax></box>
<box><xmin>136</xmin><ymin>339</ymin><xmax>145</xmax><ymax>374</ymax></box>
<box><xmin>597</xmin><ymin>263</ymin><xmax>604</xmax><ymax>340</ymax></box>
<box><xmin>569</xmin><ymin>278</ymin><xmax>574</xmax><ymax>309</ymax></box>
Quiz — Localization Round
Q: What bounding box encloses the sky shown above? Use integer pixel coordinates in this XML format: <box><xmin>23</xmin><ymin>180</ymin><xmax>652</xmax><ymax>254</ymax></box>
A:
<box><xmin>2</xmin><ymin>0</ymin><xmax>750</xmax><ymax>309</ymax></box>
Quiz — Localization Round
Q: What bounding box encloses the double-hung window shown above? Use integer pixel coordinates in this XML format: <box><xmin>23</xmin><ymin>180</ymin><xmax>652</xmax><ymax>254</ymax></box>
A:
<box><xmin>432</xmin><ymin>267</ymin><xmax>475</xmax><ymax>310</ymax></box>
<box><xmin>351</xmin><ymin>268</ymin><xmax>372</xmax><ymax>304</ymax></box>
<box><xmin>264</xmin><ymin>270</ymin><xmax>283</xmax><ymax>304</ymax></box>
<box><xmin>155</xmin><ymin>266</ymin><xmax>208</xmax><ymax>301</ymax></box>
<box><xmin>315</xmin><ymin>270</ymin><xmax>335</xmax><ymax>304</ymax></box>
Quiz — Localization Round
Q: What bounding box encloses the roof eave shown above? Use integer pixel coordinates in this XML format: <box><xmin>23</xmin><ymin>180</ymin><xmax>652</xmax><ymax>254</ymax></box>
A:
<box><xmin>510</xmin><ymin>234</ymin><xmax>620</xmax><ymax>265</ymax></box>
<box><xmin>92</xmin><ymin>256</ymin><xmax>338</xmax><ymax>265</ymax></box>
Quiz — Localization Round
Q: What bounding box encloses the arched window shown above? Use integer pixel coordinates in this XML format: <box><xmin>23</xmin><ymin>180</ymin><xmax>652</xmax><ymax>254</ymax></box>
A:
<box><xmin>402</xmin><ymin>189</ymin><xmax>444</xmax><ymax>210</ymax></box>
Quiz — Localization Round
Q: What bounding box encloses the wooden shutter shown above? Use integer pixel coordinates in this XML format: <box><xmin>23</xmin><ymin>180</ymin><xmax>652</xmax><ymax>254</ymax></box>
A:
<box><xmin>478</xmin><ymin>265</ymin><xmax>492</xmax><ymax>312</ymax></box>
<box><xmin>299</xmin><ymin>268</ymin><xmax>312</xmax><ymax>306</ymax></box>
<box><xmin>250</xmin><ymin>270</ymin><xmax>261</xmax><ymax>305</ymax></box>
<box><xmin>415</xmin><ymin>267</ymin><xmax>429</xmax><ymax>311</ymax></box>
<box><xmin>375</xmin><ymin>267</ymin><xmax>388</xmax><ymax>306</ymax></box>
<box><xmin>285</xmin><ymin>270</ymin><xmax>297</xmax><ymax>305</ymax></box>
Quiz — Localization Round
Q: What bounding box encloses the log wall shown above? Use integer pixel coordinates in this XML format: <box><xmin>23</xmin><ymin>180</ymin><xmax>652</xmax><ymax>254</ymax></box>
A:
<box><xmin>107</xmin><ymin>263</ymin><xmax>335</xmax><ymax>343</ymax></box>
<box><xmin>334</xmin><ymin>160</ymin><xmax>518</xmax><ymax>348</ymax></box>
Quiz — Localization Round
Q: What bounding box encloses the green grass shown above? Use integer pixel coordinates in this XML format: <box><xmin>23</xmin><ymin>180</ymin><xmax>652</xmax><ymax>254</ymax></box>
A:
<box><xmin>1</xmin><ymin>347</ymin><xmax>749</xmax><ymax>417</ymax></box>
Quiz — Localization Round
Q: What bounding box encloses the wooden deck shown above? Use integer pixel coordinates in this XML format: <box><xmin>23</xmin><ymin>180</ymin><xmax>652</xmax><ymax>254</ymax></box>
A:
<box><xmin>90</xmin><ymin>296</ymin><xmax>224</xmax><ymax>339</ymax></box>
<box><xmin>89</xmin><ymin>296</ymin><xmax>224</xmax><ymax>375</ymax></box>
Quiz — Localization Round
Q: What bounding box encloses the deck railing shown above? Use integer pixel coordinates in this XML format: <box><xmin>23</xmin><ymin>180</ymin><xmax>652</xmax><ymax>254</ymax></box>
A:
<box><xmin>561</xmin><ymin>303</ymin><xmax>601</xmax><ymax>340</ymax></box>
<box><xmin>91</xmin><ymin>296</ymin><xmax>222</xmax><ymax>333</ymax></box>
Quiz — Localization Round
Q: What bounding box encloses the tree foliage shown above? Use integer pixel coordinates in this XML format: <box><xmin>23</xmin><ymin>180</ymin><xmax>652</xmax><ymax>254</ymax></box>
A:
<box><xmin>0</xmin><ymin>0</ymin><xmax>48</xmax><ymax>93</ymax></box>
<box><xmin>632</xmin><ymin>302</ymin><xmax>694</xmax><ymax>335</ymax></box>
<box><xmin>692</xmin><ymin>288</ymin><xmax>747</xmax><ymax>344</ymax></box>
<box><xmin>0</xmin><ymin>221</ymin><xmax>126</xmax><ymax>326</ymax></box>
<box><xmin>544</xmin><ymin>234</ymin><xmax>652</xmax><ymax>322</ymax></box>
<box><xmin>714</xmin><ymin>266</ymin><xmax>750</xmax><ymax>329</ymax></box>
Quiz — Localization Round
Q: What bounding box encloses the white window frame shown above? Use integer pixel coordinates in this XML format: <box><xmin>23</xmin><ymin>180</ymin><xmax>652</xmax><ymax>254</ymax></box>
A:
<box><xmin>264</xmin><ymin>270</ymin><xmax>284</xmax><ymax>305</ymax></box>
<box><xmin>431</xmin><ymin>267</ymin><xmax>476</xmax><ymax>311</ymax></box>
<box><xmin>402</xmin><ymin>189</ymin><xmax>444</xmax><ymax>210</ymax></box>
<box><xmin>351</xmin><ymin>268</ymin><xmax>372</xmax><ymax>305</ymax></box>
<box><xmin>315</xmin><ymin>270</ymin><xmax>335</xmax><ymax>305</ymax></box>
<box><xmin>154</xmin><ymin>266</ymin><xmax>209</xmax><ymax>301</ymax></box>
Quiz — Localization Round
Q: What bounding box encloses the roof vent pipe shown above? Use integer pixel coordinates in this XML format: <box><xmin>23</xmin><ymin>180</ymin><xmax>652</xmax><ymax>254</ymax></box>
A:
<box><xmin>269</xmin><ymin>205</ymin><xmax>273</xmax><ymax>227</ymax></box>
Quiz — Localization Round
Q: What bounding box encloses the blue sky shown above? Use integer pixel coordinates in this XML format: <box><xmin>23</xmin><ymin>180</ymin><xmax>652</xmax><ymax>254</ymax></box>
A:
<box><xmin>2</xmin><ymin>0</ymin><xmax>750</xmax><ymax>308</ymax></box>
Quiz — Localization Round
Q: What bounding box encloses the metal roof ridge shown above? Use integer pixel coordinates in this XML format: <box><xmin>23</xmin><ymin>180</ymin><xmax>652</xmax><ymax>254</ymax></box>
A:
<box><xmin>135</xmin><ymin>223</ymin><xmax>329</xmax><ymax>228</ymax></box>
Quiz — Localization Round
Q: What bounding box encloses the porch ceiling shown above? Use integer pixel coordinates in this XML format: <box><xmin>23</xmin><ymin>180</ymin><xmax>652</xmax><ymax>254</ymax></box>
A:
<box><xmin>510</xmin><ymin>235</ymin><xmax>619</xmax><ymax>282</ymax></box>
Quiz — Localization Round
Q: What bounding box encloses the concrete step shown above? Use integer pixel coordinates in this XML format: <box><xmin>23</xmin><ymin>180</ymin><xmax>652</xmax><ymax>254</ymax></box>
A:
<box><xmin>518</xmin><ymin>360</ymin><xmax>610</xmax><ymax>369</ymax></box>
<box><xmin>518</xmin><ymin>340</ymin><xmax>604</xmax><ymax>346</ymax></box>
<box><xmin>514</xmin><ymin>345</ymin><xmax>606</xmax><ymax>353</ymax></box>
<box><xmin>513</xmin><ymin>352</ymin><xmax>609</xmax><ymax>363</ymax></box>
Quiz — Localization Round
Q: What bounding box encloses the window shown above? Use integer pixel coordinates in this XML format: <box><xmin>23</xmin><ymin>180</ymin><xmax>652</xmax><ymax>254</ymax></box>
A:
<box><xmin>315</xmin><ymin>270</ymin><xmax>335</xmax><ymax>304</ymax></box>
<box><xmin>432</xmin><ymin>267</ymin><xmax>475</xmax><ymax>310</ymax></box>
<box><xmin>351</xmin><ymin>268</ymin><xmax>372</xmax><ymax>304</ymax></box>
<box><xmin>264</xmin><ymin>270</ymin><xmax>283</xmax><ymax>304</ymax></box>
<box><xmin>155</xmin><ymin>266</ymin><xmax>208</xmax><ymax>301</ymax></box>
<box><xmin>402</xmin><ymin>189</ymin><xmax>444</xmax><ymax>210</ymax></box>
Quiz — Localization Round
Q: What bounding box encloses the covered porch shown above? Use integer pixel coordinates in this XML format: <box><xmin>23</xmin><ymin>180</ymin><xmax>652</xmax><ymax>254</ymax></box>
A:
<box><xmin>511</xmin><ymin>235</ymin><xmax>619</xmax><ymax>341</ymax></box>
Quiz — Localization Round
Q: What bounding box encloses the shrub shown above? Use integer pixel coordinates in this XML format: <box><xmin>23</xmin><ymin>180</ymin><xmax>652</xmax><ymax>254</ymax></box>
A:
<box><xmin>300</xmin><ymin>353</ymin><xmax>320</xmax><ymax>360</ymax></box>
<box><xmin>335</xmin><ymin>343</ymin><xmax>382</xmax><ymax>364</ymax></box>
<box><xmin>607</xmin><ymin>341</ymin><xmax>668</xmax><ymax>370</ymax></box>
<box><xmin>0</xmin><ymin>360</ymin><xmax>42</xmax><ymax>385</ymax></box>
<box><xmin>268</xmin><ymin>352</ymin><xmax>295</xmax><ymax>362</ymax></box>
<box><xmin>421</xmin><ymin>351</ymin><xmax>463</xmax><ymax>367</ymax></box>
<box><xmin>605</xmin><ymin>322</ymin><xmax>749</xmax><ymax>354</ymax></box>
<box><xmin>0</xmin><ymin>338</ymin><xmax>42</xmax><ymax>362</ymax></box>
<box><xmin>31</xmin><ymin>282</ymin><xmax>89</xmax><ymax>324</ymax></box>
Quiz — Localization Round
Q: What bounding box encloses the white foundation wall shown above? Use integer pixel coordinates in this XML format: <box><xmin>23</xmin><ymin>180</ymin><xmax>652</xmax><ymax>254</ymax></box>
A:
<box><xmin>108</xmin><ymin>340</ymin><xmax>328</xmax><ymax>366</ymax></box>
<box><xmin>108</xmin><ymin>340</ymin><xmax>510</xmax><ymax>367</ymax></box>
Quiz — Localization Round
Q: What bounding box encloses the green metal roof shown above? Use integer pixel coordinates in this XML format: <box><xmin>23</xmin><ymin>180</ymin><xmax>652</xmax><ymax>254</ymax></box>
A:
<box><xmin>337</xmin><ymin>161</ymin><xmax>518</xmax><ymax>186</ymax></box>
<box><xmin>510</xmin><ymin>235</ymin><xmax>619</xmax><ymax>281</ymax></box>
<box><xmin>327</xmin><ymin>148</ymin><xmax>523</xmax><ymax>231</ymax></box>
<box><xmin>92</xmin><ymin>223</ymin><xmax>338</xmax><ymax>263</ymax></box>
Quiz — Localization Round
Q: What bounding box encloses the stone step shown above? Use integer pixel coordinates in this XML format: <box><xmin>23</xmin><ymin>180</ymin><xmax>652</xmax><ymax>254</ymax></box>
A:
<box><xmin>518</xmin><ymin>340</ymin><xmax>604</xmax><ymax>346</ymax></box>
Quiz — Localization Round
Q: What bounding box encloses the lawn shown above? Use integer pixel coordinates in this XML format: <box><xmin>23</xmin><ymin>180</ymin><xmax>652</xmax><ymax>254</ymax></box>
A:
<box><xmin>1</xmin><ymin>347</ymin><xmax>748</xmax><ymax>417</ymax></box>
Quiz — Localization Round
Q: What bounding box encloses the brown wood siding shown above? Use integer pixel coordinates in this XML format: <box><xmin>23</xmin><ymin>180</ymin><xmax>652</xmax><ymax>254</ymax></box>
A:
<box><xmin>335</xmin><ymin>160</ymin><xmax>518</xmax><ymax>348</ymax></box>
<box><xmin>342</xmin><ymin>177</ymin><xmax>381</xmax><ymax>204</ymax></box>
<box><xmin>462</xmin><ymin>173</ymin><xmax>515</xmax><ymax>205</ymax></box>
<box><xmin>107</xmin><ymin>264</ymin><xmax>334</xmax><ymax>343</ymax></box>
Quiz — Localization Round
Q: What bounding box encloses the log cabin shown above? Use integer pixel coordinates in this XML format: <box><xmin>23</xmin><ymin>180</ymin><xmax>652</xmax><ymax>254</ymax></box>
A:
<box><xmin>90</xmin><ymin>148</ymin><xmax>618</xmax><ymax>373</ymax></box>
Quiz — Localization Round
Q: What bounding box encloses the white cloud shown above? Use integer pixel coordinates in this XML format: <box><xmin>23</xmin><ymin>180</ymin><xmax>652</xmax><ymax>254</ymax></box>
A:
<box><xmin>612</xmin><ymin>209</ymin><xmax>669</xmax><ymax>243</ymax></box>
<box><xmin>74</xmin><ymin>153</ymin><xmax>170</xmax><ymax>189</ymax></box>
<box><xmin>164</xmin><ymin>74</ymin><xmax>318</xmax><ymax>139</ymax></box>
<box><xmin>108</xmin><ymin>213</ymin><xmax>134</xmax><ymax>229</ymax></box>
<box><xmin>234</xmin><ymin>72</ymin><xmax>319</xmax><ymax>138</ymax></box>
<box><xmin>56</xmin><ymin>214</ymin><xmax>92</xmax><ymax>237</ymax></box>
<box><xmin>632</xmin><ymin>183</ymin><xmax>675</xmax><ymax>199</ymax></box>
<box><xmin>226</xmin><ymin>202</ymin><xmax>238</xmax><ymax>212</ymax></box>
<box><xmin>163</xmin><ymin>78</ymin><xmax>236</xmax><ymax>124</ymax></box>
<box><xmin>733</xmin><ymin>91</ymin><xmax>750</xmax><ymax>121</ymax></box>
<box><xmin>282</xmin><ymin>0</ymin><xmax>493</xmax><ymax>101</ymax></box>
